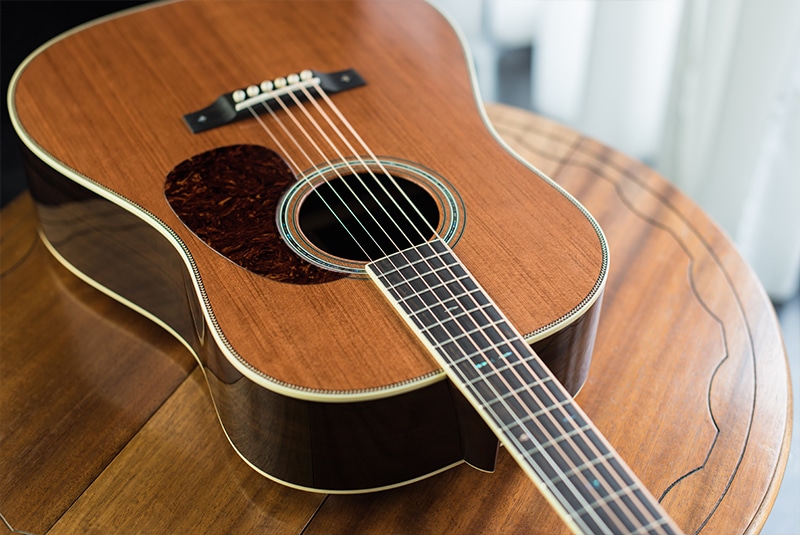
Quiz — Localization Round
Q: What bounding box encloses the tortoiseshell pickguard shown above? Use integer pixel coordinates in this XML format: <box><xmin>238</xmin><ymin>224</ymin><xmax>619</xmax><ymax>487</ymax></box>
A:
<box><xmin>165</xmin><ymin>144</ymin><xmax>346</xmax><ymax>284</ymax></box>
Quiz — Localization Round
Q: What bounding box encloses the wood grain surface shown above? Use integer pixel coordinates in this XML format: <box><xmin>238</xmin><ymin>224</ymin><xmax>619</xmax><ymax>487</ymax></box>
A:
<box><xmin>0</xmin><ymin>104</ymin><xmax>790</xmax><ymax>534</ymax></box>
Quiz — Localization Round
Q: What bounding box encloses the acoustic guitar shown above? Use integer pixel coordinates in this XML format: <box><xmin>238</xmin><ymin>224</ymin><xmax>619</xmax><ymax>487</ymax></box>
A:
<box><xmin>8</xmin><ymin>1</ymin><xmax>682</xmax><ymax>533</ymax></box>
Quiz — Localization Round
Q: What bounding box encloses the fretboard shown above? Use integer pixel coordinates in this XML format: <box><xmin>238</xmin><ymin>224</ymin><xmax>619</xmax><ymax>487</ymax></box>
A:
<box><xmin>367</xmin><ymin>239</ymin><xmax>681</xmax><ymax>535</ymax></box>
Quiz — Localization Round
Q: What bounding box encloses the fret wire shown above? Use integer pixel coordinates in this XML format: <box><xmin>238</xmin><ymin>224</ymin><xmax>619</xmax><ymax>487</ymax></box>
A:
<box><xmin>414</xmin><ymin>304</ymin><xmax>480</xmax><ymax>330</ymax></box>
<box><xmin>572</xmin><ymin>478</ymin><xmax>658</xmax><ymax>528</ymax></box>
<box><xmin>406</xmin><ymin>312</ymin><xmax>507</xmax><ymax>355</ymax></box>
<box><xmin>422</xmin><ymin>305</ymin><xmax>478</xmax><ymax>334</ymax></box>
<box><xmin>533</xmin><ymin>420</ymin><xmax>662</xmax><ymax>533</ymax></box>
<box><xmin>611</xmin><ymin>474</ymin><xmax>670</xmax><ymax>530</ymax></box>
<box><xmin>453</xmin><ymin>350</ymin><xmax>566</xmax><ymax>413</ymax></box>
<box><xmin>463</xmin><ymin>357</ymin><xmax>555</xmax><ymax>384</ymax></box>
<box><xmin>376</xmin><ymin>256</ymin><xmax>445</xmax><ymax>279</ymax></box>
<box><xmin>384</xmin><ymin>260</ymin><xmax>604</xmax><ymax>448</ymax></box>
<box><xmin>382</xmin><ymin>276</ymin><xmax>500</xmax><ymax>321</ymax></box>
<box><xmin>561</xmin><ymin>452</ymin><xmax>617</xmax><ymax>481</ymax></box>
<box><xmin>408</xmin><ymin>300</ymin><xmax>515</xmax><ymax>352</ymax></box>
<box><xmin>574</xmin><ymin>482</ymin><xmax>642</xmax><ymax>535</ymax></box>
<box><xmin>390</xmin><ymin>284</ymin><xmax>485</xmax><ymax>308</ymax></box>
<box><xmin>637</xmin><ymin>516</ymin><xmax>673</xmax><ymax>532</ymax></box>
<box><xmin>412</xmin><ymin>302</ymin><xmax>501</xmax><ymax>332</ymax></box>
<box><xmin>489</xmin><ymin>390</ymin><xmax>580</xmax><ymax>444</ymax></box>
<box><xmin>522</xmin><ymin>422</ymin><xmax>594</xmax><ymax>451</ymax></box>
<box><xmin>370</xmin><ymin>242</ymin><xmax>665</xmax><ymax>532</ymax></box>
<box><xmin>421</xmin><ymin>316</ymin><xmax>498</xmax><ymax>347</ymax></box>
<box><xmin>438</xmin><ymin>344</ymin><xmax>545</xmax><ymax>393</ymax></box>
<box><xmin>491</xmin><ymin>404</ymin><xmax>576</xmax><ymax>442</ymax></box>
<box><xmin>384</xmin><ymin>267</ymin><xmax>462</xmax><ymax>292</ymax></box>
<box><xmin>400</xmin><ymin>295</ymin><xmax>469</xmax><ymax>316</ymax></box>
<box><xmin>380</xmin><ymin>261</ymin><xmax>465</xmax><ymax>288</ymax></box>
<box><xmin>380</xmin><ymin>280</ymin><xmax>480</xmax><ymax>310</ymax></box>
<box><xmin>482</xmin><ymin>375</ymin><xmax>558</xmax><ymax>399</ymax></box>
<box><xmin>468</xmin><ymin>364</ymin><xmax>560</xmax><ymax>408</ymax></box>
<box><xmin>481</xmin><ymin>406</ymin><xmax>617</xmax><ymax>531</ymax></box>
<box><xmin>534</xmin><ymin>448</ymin><xmax>625</xmax><ymax>520</ymax></box>
<box><xmin>495</xmin><ymin>357</ymin><xmax>554</xmax><ymax>386</ymax></box>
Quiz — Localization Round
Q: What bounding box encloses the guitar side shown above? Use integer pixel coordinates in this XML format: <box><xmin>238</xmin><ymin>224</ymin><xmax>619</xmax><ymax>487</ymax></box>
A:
<box><xmin>8</xmin><ymin>0</ymin><xmax>607</xmax><ymax>493</ymax></box>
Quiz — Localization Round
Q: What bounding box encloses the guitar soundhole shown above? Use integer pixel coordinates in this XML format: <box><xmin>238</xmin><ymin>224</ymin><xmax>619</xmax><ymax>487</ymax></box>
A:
<box><xmin>278</xmin><ymin>157</ymin><xmax>466</xmax><ymax>274</ymax></box>
<box><xmin>298</xmin><ymin>173</ymin><xmax>439</xmax><ymax>262</ymax></box>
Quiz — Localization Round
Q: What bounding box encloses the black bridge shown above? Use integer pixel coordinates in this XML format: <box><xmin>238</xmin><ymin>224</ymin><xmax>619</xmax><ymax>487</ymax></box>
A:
<box><xmin>183</xmin><ymin>68</ymin><xmax>366</xmax><ymax>134</ymax></box>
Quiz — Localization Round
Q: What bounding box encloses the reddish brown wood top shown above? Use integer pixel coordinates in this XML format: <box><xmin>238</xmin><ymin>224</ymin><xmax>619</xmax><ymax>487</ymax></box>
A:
<box><xmin>0</xmin><ymin>105</ymin><xmax>790</xmax><ymax>534</ymax></box>
<box><xmin>10</xmin><ymin>0</ymin><xmax>605</xmax><ymax>395</ymax></box>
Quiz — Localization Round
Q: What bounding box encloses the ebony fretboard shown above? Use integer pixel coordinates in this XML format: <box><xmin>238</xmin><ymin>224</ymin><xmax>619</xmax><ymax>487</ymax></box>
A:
<box><xmin>367</xmin><ymin>239</ymin><xmax>680</xmax><ymax>535</ymax></box>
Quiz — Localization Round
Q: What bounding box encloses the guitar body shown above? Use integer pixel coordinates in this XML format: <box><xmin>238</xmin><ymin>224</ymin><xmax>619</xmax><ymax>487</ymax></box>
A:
<box><xmin>9</xmin><ymin>0</ymin><xmax>607</xmax><ymax>493</ymax></box>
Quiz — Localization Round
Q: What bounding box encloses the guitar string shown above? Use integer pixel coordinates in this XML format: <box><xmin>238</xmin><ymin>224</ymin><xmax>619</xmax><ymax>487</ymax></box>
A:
<box><xmin>252</xmin><ymin>83</ymin><xmax>659</xmax><ymax>534</ymax></box>
<box><xmin>246</xmin><ymin>95</ymin><xmax>615</xmax><ymax>531</ymax></box>
<box><xmin>293</xmin><ymin>84</ymin><xmax>670</xmax><ymax>533</ymax></box>
<box><xmin>287</xmin><ymin>87</ymin><xmax>422</xmax><ymax>241</ymax></box>
<box><xmin>256</xmin><ymin>88</ymin><xmax>427</xmax><ymax>266</ymax></box>
<box><xmin>250</xmin><ymin>99</ymin><xmax>618</xmax><ymax>522</ymax></box>
<box><xmin>252</xmin><ymin>97</ymin><xmax>632</xmax><ymax>528</ymax></box>
<box><xmin>297</xmin><ymin>84</ymin><xmax>435</xmax><ymax>243</ymax></box>
<box><xmin>245</xmin><ymin>105</ymin><xmax>374</xmax><ymax>261</ymax></box>
<box><xmin>247</xmin><ymin>80</ymin><xmax>666</xmax><ymax>533</ymax></box>
<box><xmin>293</xmin><ymin>80</ymin><xmax>670</xmax><ymax>533</ymax></box>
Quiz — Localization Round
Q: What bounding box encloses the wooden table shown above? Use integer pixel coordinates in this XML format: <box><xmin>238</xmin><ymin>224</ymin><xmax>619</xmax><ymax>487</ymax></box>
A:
<box><xmin>0</xmin><ymin>104</ymin><xmax>790</xmax><ymax>534</ymax></box>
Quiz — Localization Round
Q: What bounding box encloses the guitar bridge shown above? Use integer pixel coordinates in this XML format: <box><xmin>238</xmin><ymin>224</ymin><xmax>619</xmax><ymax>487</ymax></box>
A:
<box><xmin>182</xmin><ymin>68</ymin><xmax>366</xmax><ymax>133</ymax></box>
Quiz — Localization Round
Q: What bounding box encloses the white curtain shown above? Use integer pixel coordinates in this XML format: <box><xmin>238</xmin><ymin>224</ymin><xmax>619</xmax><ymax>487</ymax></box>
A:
<box><xmin>434</xmin><ymin>0</ymin><xmax>800</xmax><ymax>302</ymax></box>
<box><xmin>657</xmin><ymin>0</ymin><xmax>800</xmax><ymax>302</ymax></box>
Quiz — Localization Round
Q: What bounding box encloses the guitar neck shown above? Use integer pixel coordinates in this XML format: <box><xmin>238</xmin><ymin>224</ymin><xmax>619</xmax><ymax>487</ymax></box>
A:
<box><xmin>367</xmin><ymin>239</ymin><xmax>680</xmax><ymax>535</ymax></box>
